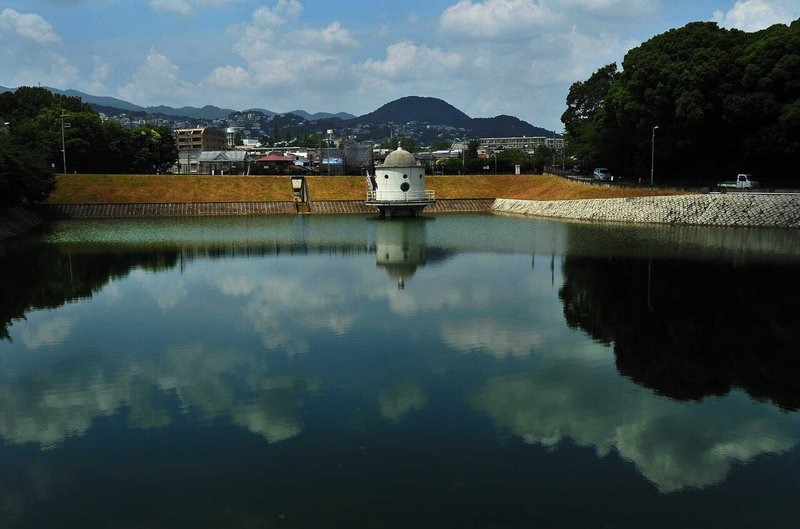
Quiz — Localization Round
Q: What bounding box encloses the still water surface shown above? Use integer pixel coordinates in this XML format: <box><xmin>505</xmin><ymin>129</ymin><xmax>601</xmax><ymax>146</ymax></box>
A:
<box><xmin>1</xmin><ymin>214</ymin><xmax>799</xmax><ymax>528</ymax></box>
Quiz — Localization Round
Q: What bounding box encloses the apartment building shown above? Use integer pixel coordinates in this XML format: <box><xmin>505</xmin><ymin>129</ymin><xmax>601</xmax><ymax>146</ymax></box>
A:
<box><xmin>479</xmin><ymin>136</ymin><xmax>564</xmax><ymax>153</ymax></box>
<box><xmin>174</xmin><ymin>127</ymin><xmax>228</xmax><ymax>174</ymax></box>
<box><xmin>175</xmin><ymin>127</ymin><xmax>227</xmax><ymax>151</ymax></box>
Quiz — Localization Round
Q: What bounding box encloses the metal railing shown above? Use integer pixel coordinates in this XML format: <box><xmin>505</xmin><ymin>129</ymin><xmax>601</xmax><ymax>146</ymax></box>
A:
<box><xmin>366</xmin><ymin>190</ymin><xmax>435</xmax><ymax>202</ymax></box>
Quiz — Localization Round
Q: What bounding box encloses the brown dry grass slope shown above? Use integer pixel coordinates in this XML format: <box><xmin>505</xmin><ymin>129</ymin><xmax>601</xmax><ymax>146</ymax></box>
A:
<box><xmin>48</xmin><ymin>174</ymin><xmax>687</xmax><ymax>205</ymax></box>
<box><xmin>49</xmin><ymin>174</ymin><xmax>295</xmax><ymax>203</ymax></box>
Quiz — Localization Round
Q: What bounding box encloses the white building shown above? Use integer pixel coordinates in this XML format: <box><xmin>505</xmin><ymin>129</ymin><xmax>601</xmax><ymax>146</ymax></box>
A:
<box><xmin>480</xmin><ymin>136</ymin><xmax>564</xmax><ymax>153</ymax></box>
<box><xmin>365</xmin><ymin>146</ymin><xmax>435</xmax><ymax>218</ymax></box>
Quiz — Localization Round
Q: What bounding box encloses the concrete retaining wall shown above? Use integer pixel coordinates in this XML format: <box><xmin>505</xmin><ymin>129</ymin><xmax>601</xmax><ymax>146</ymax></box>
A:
<box><xmin>35</xmin><ymin>198</ymin><xmax>494</xmax><ymax>219</ymax></box>
<box><xmin>40</xmin><ymin>201</ymin><xmax>297</xmax><ymax>218</ymax></box>
<box><xmin>492</xmin><ymin>193</ymin><xmax>800</xmax><ymax>228</ymax></box>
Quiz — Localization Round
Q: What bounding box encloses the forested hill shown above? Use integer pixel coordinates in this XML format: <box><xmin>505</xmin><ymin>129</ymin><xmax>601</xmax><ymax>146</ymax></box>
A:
<box><xmin>563</xmin><ymin>19</ymin><xmax>800</xmax><ymax>181</ymax></box>
<box><xmin>356</xmin><ymin>96</ymin><xmax>554</xmax><ymax>138</ymax></box>
<box><xmin>358</xmin><ymin>96</ymin><xmax>472</xmax><ymax>126</ymax></box>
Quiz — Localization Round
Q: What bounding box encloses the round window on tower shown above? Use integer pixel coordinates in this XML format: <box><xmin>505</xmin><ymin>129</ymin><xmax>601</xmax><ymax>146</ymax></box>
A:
<box><xmin>403</xmin><ymin>174</ymin><xmax>408</xmax><ymax>179</ymax></box>
<box><xmin>400</xmin><ymin>182</ymin><xmax>410</xmax><ymax>192</ymax></box>
<box><xmin>384</xmin><ymin>174</ymin><xmax>389</xmax><ymax>179</ymax></box>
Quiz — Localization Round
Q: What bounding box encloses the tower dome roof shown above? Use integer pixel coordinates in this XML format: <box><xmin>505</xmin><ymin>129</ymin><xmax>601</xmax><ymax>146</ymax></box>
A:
<box><xmin>382</xmin><ymin>146</ymin><xmax>418</xmax><ymax>168</ymax></box>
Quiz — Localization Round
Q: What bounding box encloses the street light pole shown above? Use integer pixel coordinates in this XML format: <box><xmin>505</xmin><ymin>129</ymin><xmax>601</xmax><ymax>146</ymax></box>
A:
<box><xmin>650</xmin><ymin>125</ymin><xmax>659</xmax><ymax>186</ymax></box>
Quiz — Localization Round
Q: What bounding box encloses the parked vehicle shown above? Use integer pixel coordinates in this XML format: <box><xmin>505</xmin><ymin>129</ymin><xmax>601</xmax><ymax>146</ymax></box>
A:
<box><xmin>593</xmin><ymin>167</ymin><xmax>613</xmax><ymax>181</ymax></box>
<box><xmin>717</xmin><ymin>173</ymin><xmax>759</xmax><ymax>189</ymax></box>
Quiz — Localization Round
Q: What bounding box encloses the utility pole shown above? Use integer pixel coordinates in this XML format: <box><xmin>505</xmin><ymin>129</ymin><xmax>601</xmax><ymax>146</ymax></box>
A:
<box><xmin>61</xmin><ymin>110</ymin><xmax>71</xmax><ymax>174</ymax></box>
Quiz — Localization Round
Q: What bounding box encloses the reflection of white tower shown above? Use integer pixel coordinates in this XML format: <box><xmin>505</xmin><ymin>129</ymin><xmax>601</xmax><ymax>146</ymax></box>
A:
<box><xmin>375</xmin><ymin>219</ymin><xmax>427</xmax><ymax>289</ymax></box>
<box><xmin>366</xmin><ymin>146</ymin><xmax>435</xmax><ymax>218</ymax></box>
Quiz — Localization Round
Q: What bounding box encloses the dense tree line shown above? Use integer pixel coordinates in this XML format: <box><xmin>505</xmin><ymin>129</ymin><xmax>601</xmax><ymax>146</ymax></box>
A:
<box><xmin>562</xmin><ymin>20</ymin><xmax>800</xmax><ymax>183</ymax></box>
<box><xmin>0</xmin><ymin>87</ymin><xmax>178</xmax><ymax>205</ymax></box>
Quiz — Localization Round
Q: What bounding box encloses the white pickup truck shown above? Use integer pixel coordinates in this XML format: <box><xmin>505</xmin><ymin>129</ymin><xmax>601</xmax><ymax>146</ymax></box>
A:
<box><xmin>718</xmin><ymin>173</ymin><xmax>759</xmax><ymax>189</ymax></box>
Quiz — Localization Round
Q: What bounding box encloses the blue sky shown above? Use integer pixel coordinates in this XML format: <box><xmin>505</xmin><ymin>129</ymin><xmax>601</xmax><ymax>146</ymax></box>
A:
<box><xmin>1</xmin><ymin>1</ymin><xmax>798</xmax><ymax>130</ymax></box>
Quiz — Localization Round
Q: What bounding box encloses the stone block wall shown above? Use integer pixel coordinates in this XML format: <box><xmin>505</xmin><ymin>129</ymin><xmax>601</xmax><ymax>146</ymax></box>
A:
<box><xmin>492</xmin><ymin>194</ymin><xmax>800</xmax><ymax>228</ymax></box>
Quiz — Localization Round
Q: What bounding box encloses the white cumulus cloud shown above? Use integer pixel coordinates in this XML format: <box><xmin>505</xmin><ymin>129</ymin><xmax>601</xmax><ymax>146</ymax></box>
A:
<box><xmin>713</xmin><ymin>0</ymin><xmax>799</xmax><ymax>32</ymax></box>
<box><xmin>363</xmin><ymin>41</ymin><xmax>462</xmax><ymax>80</ymax></box>
<box><xmin>118</xmin><ymin>49</ymin><xmax>194</xmax><ymax>106</ymax></box>
<box><xmin>89</xmin><ymin>56</ymin><xmax>112</xmax><ymax>93</ymax></box>
<box><xmin>440</xmin><ymin>0</ymin><xmax>558</xmax><ymax>39</ymax></box>
<box><xmin>0</xmin><ymin>8</ymin><xmax>61</xmax><ymax>44</ymax></box>
<box><xmin>295</xmin><ymin>21</ymin><xmax>358</xmax><ymax>49</ymax></box>
<box><xmin>250</xmin><ymin>0</ymin><xmax>303</xmax><ymax>27</ymax></box>
<box><xmin>148</xmin><ymin>0</ymin><xmax>241</xmax><ymax>16</ymax></box>
<box><xmin>205</xmin><ymin>65</ymin><xmax>252</xmax><ymax>89</ymax></box>
<box><xmin>208</xmin><ymin>1</ymin><xmax>356</xmax><ymax>102</ymax></box>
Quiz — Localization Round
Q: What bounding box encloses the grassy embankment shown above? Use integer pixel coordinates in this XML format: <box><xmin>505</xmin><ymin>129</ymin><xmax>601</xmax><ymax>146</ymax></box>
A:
<box><xmin>48</xmin><ymin>174</ymin><xmax>686</xmax><ymax>205</ymax></box>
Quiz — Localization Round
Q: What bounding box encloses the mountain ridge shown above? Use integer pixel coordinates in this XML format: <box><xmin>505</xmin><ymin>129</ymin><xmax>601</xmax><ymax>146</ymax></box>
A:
<box><xmin>0</xmin><ymin>86</ymin><xmax>559</xmax><ymax>138</ymax></box>
<box><xmin>353</xmin><ymin>96</ymin><xmax>555</xmax><ymax>138</ymax></box>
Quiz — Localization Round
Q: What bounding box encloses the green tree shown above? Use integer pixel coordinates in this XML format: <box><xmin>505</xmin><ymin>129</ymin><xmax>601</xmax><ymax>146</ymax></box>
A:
<box><xmin>380</xmin><ymin>136</ymin><xmax>419</xmax><ymax>153</ymax></box>
<box><xmin>0</xmin><ymin>130</ymin><xmax>55</xmax><ymax>205</ymax></box>
<box><xmin>561</xmin><ymin>63</ymin><xmax>618</xmax><ymax>170</ymax></box>
<box><xmin>485</xmin><ymin>148</ymin><xmax>532</xmax><ymax>174</ymax></box>
<box><xmin>303</xmin><ymin>132</ymin><xmax>321</xmax><ymax>147</ymax></box>
<box><xmin>563</xmin><ymin>20</ymin><xmax>800</xmax><ymax>181</ymax></box>
<box><xmin>0</xmin><ymin>87</ymin><xmax>178</xmax><ymax>179</ymax></box>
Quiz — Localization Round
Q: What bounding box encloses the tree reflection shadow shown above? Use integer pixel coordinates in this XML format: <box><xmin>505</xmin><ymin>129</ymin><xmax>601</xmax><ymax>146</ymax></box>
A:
<box><xmin>559</xmin><ymin>255</ymin><xmax>800</xmax><ymax>410</ymax></box>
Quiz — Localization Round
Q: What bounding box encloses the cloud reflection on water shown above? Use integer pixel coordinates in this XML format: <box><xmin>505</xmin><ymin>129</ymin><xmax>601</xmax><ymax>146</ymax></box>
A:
<box><xmin>1</xmin><ymin>215</ymin><xmax>799</xmax><ymax>498</ymax></box>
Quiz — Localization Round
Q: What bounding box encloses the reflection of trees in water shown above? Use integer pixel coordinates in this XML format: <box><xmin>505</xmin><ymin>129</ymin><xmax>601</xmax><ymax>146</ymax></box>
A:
<box><xmin>0</xmin><ymin>241</ymin><xmax>383</xmax><ymax>342</ymax></box>
<box><xmin>559</xmin><ymin>256</ymin><xmax>800</xmax><ymax>410</ymax></box>
<box><xmin>0</xmin><ymin>245</ymin><xmax>179</xmax><ymax>340</ymax></box>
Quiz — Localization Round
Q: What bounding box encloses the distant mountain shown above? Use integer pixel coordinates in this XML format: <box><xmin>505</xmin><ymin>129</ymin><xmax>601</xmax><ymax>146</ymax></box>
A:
<box><xmin>288</xmin><ymin>109</ymin><xmax>356</xmax><ymax>121</ymax></box>
<box><xmin>243</xmin><ymin>108</ymin><xmax>277</xmax><ymax>117</ymax></box>
<box><xmin>355</xmin><ymin>96</ymin><xmax>557</xmax><ymax>138</ymax></box>
<box><xmin>146</xmin><ymin>104</ymin><xmax>236</xmax><ymax>120</ymax></box>
<box><xmin>1</xmin><ymin>86</ymin><xmax>557</xmax><ymax>138</ymax></box>
<box><xmin>61</xmin><ymin>89</ymin><xmax>143</xmax><ymax>111</ymax></box>
<box><xmin>471</xmin><ymin>115</ymin><xmax>554</xmax><ymax>138</ymax></box>
<box><xmin>358</xmin><ymin>96</ymin><xmax>471</xmax><ymax>126</ymax></box>
<box><xmin>1</xmin><ymin>86</ymin><xmax>237</xmax><ymax>120</ymax></box>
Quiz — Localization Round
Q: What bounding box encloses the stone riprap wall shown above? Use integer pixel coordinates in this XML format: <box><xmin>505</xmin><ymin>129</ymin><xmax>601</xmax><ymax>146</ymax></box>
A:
<box><xmin>492</xmin><ymin>193</ymin><xmax>800</xmax><ymax>228</ymax></box>
<box><xmin>429</xmin><ymin>199</ymin><xmax>495</xmax><ymax>213</ymax></box>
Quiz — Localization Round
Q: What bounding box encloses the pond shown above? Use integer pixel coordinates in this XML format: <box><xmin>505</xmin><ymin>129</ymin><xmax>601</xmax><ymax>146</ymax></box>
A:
<box><xmin>1</xmin><ymin>214</ymin><xmax>799</xmax><ymax>528</ymax></box>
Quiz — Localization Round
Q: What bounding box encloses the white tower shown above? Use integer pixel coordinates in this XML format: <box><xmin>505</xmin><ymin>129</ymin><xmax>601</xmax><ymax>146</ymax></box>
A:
<box><xmin>366</xmin><ymin>145</ymin><xmax>435</xmax><ymax>217</ymax></box>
